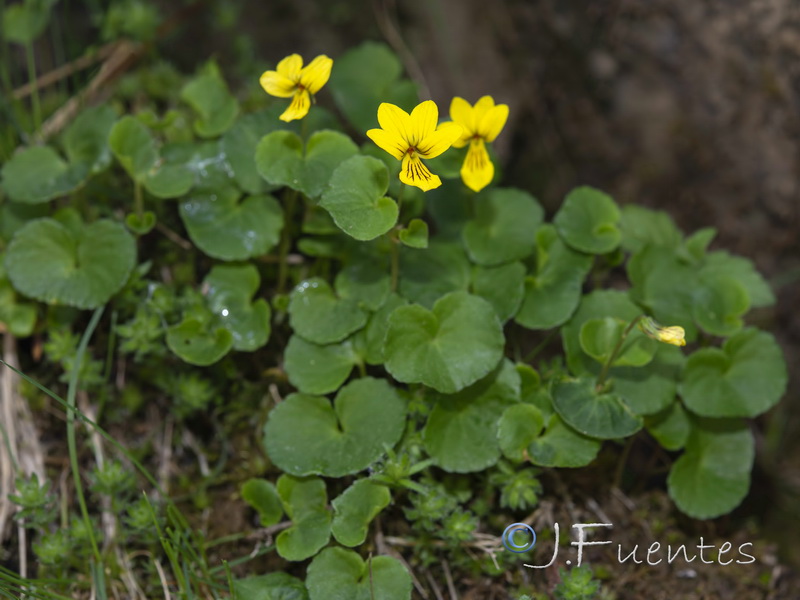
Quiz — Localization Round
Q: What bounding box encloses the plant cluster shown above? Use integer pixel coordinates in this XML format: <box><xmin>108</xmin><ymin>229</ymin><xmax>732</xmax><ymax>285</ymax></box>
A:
<box><xmin>0</xmin><ymin>1</ymin><xmax>788</xmax><ymax>597</ymax></box>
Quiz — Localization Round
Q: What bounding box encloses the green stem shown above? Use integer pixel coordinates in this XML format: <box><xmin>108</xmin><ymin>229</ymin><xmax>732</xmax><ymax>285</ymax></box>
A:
<box><xmin>24</xmin><ymin>41</ymin><xmax>41</xmax><ymax>132</ymax></box>
<box><xmin>277</xmin><ymin>189</ymin><xmax>298</xmax><ymax>294</ymax></box>
<box><xmin>389</xmin><ymin>233</ymin><xmax>400</xmax><ymax>293</ymax></box>
<box><xmin>67</xmin><ymin>307</ymin><xmax>105</xmax><ymax>566</ymax></box>
<box><xmin>596</xmin><ymin>315</ymin><xmax>643</xmax><ymax>390</ymax></box>
<box><xmin>134</xmin><ymin>180</ymin><xmax>143</xmax><ymax>219</ymax></box>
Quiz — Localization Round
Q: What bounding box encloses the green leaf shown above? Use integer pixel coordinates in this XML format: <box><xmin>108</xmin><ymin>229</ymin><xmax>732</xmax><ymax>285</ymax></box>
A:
<box><xmin>0</xmin><ymin>263</ymin><xmax>37</xmax><ymax>337</ymax></box>
<box><xmin>554</xmin><ymin>186</ymin><xmax>621</xmax><ymax>254</ymax></box>
<box><xmin>1</xmin><ymin>146</ymin><xmax>87</xmax><ymax>204</ymax></box>
<box><xmin>255</xmin><ymin>130</ymin><xmax>358</xmax><ymax>199</ymax></box>
<box><xmin>608</xmin><ymin>344</ymin><xmax>683</xmax><ymax>416</ymax></box>
<box><xmin>398</xmin><ymin>241</ymin><xmax>470</xmax><ymax>309</ymax></box>
<box><xmin>462</xmin><ymin>188</ymin><xmax>544</xmax><ymax>265</ymax></box>
<box><xmin>166</xmin><ymin>318</ymin><xmax>233</xmax><ymax>366</ymax></box>
<box><xmin>423</xmin><ymin>361</ymin><xmax>520</xmax><ymax>472</ymax></box>
<box><xmin>384</xmin><ymin>291</ymin><xmax>504</xmax><ymax>394</ymax></box>
<box><xmin>515</xmin><ymin>225</ymin><xmax>592</xmax><ymax>330</ymax></box>
<box><xmin>579</xmin><ymin>317</ymin><xmax>656</xmax><ymax>367</ymax></box>
<box><xmin>331</xmin><ymin>479</ymin><xmax>391</xmax><ymax>547</ymax></box>
<box><xmin>680</xmin><ymin>328</ymin><xmax>787</xmax><ymax>418</ymax></box>
<box><xmin>0</xmin><ymin>202</ymin><xmax>48</xmax><ymax>244</ymax></box>
<box><xmin>4</xmin><ymin>218</ymin><xmax>135</xmax><ymax>309</ymax></box>
<box><xmin>645</xmin><ymin>402</ymin><xmax>690</xmax><ymax>451</ymax></box>
<box><xmin>62</xmin><ymin>105</ymin><xmax>118</xmax><ymax>173</ymax></box>
<box><xmin>288</xmin><ymin>278</ymin><xmax>369</xmax><ymax>344</ymax></box>
<box><xmin>701</xmin><ymin>251</ymin><xmax>774</xmax><ymax>308</ymax></box>
<box><xmin>471</xmin><ymin>261</ymin><xmax>525</xmax><ymax>323</ymax></box>
<box><xmin>399</xmin><ymin>219</ymin><xmax>429</xmax><ymax>249</ymax></box>
<box><xmin>498</xmin><ymin>404</ymin><xmax>544</xmax><ymax>461</ymax></box>
<box><xmin>241</xmin><ymin>479</ymin><xmax>283</xmax><ymax>526</ymax></box>
<box><xmin>221</xmin><ymin>111</ymin><xmax>285</xmax><ymax>194</ymax></box>
<box><xmin>276</xmin><ymin>475</ymin><xmax>331</xmax><ymax>562</ymax></box>
<box><xmin>362</xmin><ymin>293</ymin><xmax>407</xmax><ymax>365</ymax></box>
<box><xmin>691</xmin><ymin>276</ymin><xmax>750</xmax><ymax>337</ymax></box>
<box><xmin>668</xmin><ymin>417</ymin><xmax>754</xmax><ymax>519</ymax></box>
<box><xmin>264</xmin><ymin>377</ymin><xmax>407</xmax><ymax>477</ymax></box>
<box><xmin>306</xmin><ymin>547</ymin><xmax>412</xmax><ymax>600</ymax></box>
<box><xmin>234</xmin><ymin>573</ymin><xmax>308</xmax><ymax>600</ymax></box>
<box><xmin>204</xmin><ymin>264</ymin><xmax>271</xmax><ymax>352</ymax></box>
<box><xmin>284</xmin><ymin>335</ymin><xmax>358</xmax><ymax>395</ymax></box>
<box><xmin>180</xmin><ymin>71</ymin><xmax>239</xmax><ymax>138</ymax></box>
<box><xmin>319</xmin><ymin>156</ymin><xmax>398</xmax><ymax>240</ymax></box>
<box><xmin>619</xmin><ymin>205</ymin><xmax>682</xmax><ymax>253</ymax></box>
<box><xmin>160</xmin><ymin>141</ymin><xmax>232</xmax><ymax>192</ymax></box>
<box><xmin>334</xmin><ymin>260</ymin><xmax>391</xmax><ymax>311</ymax></box>
<box><xmin>328</xmin><ymin>41</ymin><xmax>419</xmax><ymax>133</ymax></box>
<box><xmin>180</xmin><ymin>188</ymin><xmax>283</xmax><ymax>261</ymax></box>
<box><xmin>2</xmin><ymin>0</ymin><xmax>54</xmax><ymax>44</ymax></box>
<box><xmin>108</xmin><ymin>116</ymin><xmax>159</xmax><ymax>179</ymax></box>
<box><xmin>528</xmin><ymin>414</ymin><xmax>601</xmax><ymax>468</ymax></box>
<box><xmin>125</xmin><ymin>211</ymin><xmax>156</xmax><ymax>235</ymax></box>
<box><xmin>552</xmin><ymin>377</ymin><xmax>642</xmax><ymax>439</ymax></box>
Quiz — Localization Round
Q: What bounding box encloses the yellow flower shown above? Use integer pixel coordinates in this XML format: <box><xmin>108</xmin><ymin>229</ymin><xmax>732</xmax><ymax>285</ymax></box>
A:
<box><xmin>449</xmin><ymin>96</ymin><xmax>509</xmax><ymax>192</ymax></box>
<box><xmin>639</xmin><ymin>317</ymin><xmax>686</xmax><ymax>347</ymax></box>
<box><xmin>259</xmin><ymin>54</ymin><xmax>333</xmax><ymax>122</ymax></box>
<box><xmin>366</xmin><ymin>101</ymin><xmax>462</xmax><ymax>192</ymax></box>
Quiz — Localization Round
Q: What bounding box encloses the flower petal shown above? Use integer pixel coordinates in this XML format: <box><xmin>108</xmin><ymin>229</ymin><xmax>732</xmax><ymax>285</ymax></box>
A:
<box><xmin>416</xmin><ymin>122</ymin><xmax>463</xmax><ymax>159</ymax></box>
<box><xmin>279</xmin><ymin>89</ymin><xmax>311</xmax><ymax>122</ymax></box>
<box><xmin>472</xmin><ymin>95</ymin><xmax>496</xmax><ymax>128</ymax></box>
<box><xmin>276</xmin><ymin>54</ymin><xmax>303</xmax><ymax>80</ymax></box>
<box><xmin>478</xmin><ymin>103</ymin><xmax>509</xmax><ymax>143</ymax></box>
<box><xmin>400</xmin><ymin>154</ymin><xmax>441</xmax><ymax>192</ymax></box>
<box><xmin>449</xmin><ymin>96</ymin><xmax>475</xmax><ymax>137</ymax></box>
<box><xmin>460</xmin><ymin>138</ymin><xmax>494</xmax><ymax>192</ymax></box>
<box><xmin>300</xmin><ymin>55</ymin><xmax>333</xmax><ymax>94</ymax></box>
<box><xmin>367</xmin><ymin>128</ymin><xmax>406</xmax><ymax>160</ymax></box>
<box><xmin>409</xmin><ymin>100</ymin><xmax>439</xmax><ymax>146</ymax></box>
<box><xmin>259</xmin><ymin>70</ymin><xmax>296</xmax><ymax>98</ymax></box>
<box><xmin>377</xmin><ymin>103</ymin><xmax>412</xmax><ymax>143</ymax></box>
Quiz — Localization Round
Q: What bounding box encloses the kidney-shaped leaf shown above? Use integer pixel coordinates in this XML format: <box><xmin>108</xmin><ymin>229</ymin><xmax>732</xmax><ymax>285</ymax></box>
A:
<box><xmin>331</xmin><ymin>479</ymin><xmax>391</xmax><ymax>547</ymax></box>
<box><xmin>166</xmin><ymin>318</ymin><xmax>233</xmax><ymax>366</ymax></box>
<box><xmin>5</xmin><ymin>218</ymin><xmax>135</xmax><ymax>309</ymax></box>
<box><xmin>275</xmin><ymin>475</ymin><xmax>331</xmax><ymax>562</ymax></box>
<box><xmin>264</xmin><ymin>377</ymin><xmax>407</xmax><ymax>477</ymax></box>
<box><xmin>1</xmin><ymin>146</ymin><xmax>88</xmax><ymax>204</ymax></box>
<box><xmin>554</xmin><ymin>186</ymin><xmax>621</xmax><ymax>254</ymax></box>
<box><xmin>384</xmin><ymin>291</ymin><xmax>504</xmax><ymax>393</ymax></box>
<box><xmin>204</xmin><ymin>264</ymin><xmax>271</xmax><ymax>352</ymax></box>
<box><xmin>552</xmin><ymin>377</ymin><xmax>642</xmax><ymax>439</ymax></box>
<box><xmin>288</xmin><ymin>278</ymin><xmax>369</xmax><ymax>344</ymax></box>
<box><xmin>306</xmin><ymin>547</ymin><xmax>411</xmax><ymax>600</ymax></box>
<box><xmin>180</xmin><ymin>71</ymin><xmax>239</xmax><ymax>138</ymax></box>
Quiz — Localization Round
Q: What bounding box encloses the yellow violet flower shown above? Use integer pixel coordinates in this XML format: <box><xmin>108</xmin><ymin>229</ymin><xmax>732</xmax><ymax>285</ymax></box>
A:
<box><xmin>639</xmin><ymin>317</ymin><xmax>687</xmax><ymax>347</ymax></box>
<box><xmin>449</xmin><ymin>96</ymin><xmax>509</xmax><ymax>192</ymax></box>
<box><xmin>259</xmin><ymin>54</ymin><xmax>333</xmax><ymax>122</ymax></box>
<box><xmin>366</xmin><ymin>101</ymin><xmax>462</xmax><ymax>192</ymax></box>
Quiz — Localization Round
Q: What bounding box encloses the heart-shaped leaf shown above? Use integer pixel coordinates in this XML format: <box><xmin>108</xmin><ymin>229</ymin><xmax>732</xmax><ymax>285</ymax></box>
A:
<box><xmin>552</xmin><ymin>377</ymin><xmax>642</xmax><ymax>439</ymax></box>
<box><xmin>276</xmin><ymin>475</ymin><xmax>331</xmax><ymax>562</ymax></box>
<box><xmin>328</xmin><ymin>41</ymin><xmax>419</xmax><ymax>133</ymax></box>
<box><xmin>668</xmin><ymin>417</ymin><xmax>754</xmax><ymax>519</ymax></box>
<box><xmin>331</xmin><ymin>479</ymin><xmax>391</xmax><ymax>547</ymax></box>
<box><xmin>284</xmin><ymin>335</ymin><xmax>359</xmax><ymax>395</ymax></box>
<box><xmin>204</xmin><ymin>264</ymin><xmax>271</xmax><ymax>352</ymax></box>
<box><xmin>515</xmin><ymin>225</ymin><xmax>592</xmax><ymax>330</ymax></box>
<box><xmin>306</xmin><ymin>547</ymin><xmax>411</xmax><ymax>600</ymax></box>
<box><xmin>691</xmin><ymin>276</ymin><xmax>750</xmax><ymax>337</ymax></box>
<box><xmin>241</xmin><ymin>478</ymin><xmax>283</xmax><ymax>526</ymax></box>
<box><xmin>462</xmin><ymin>188</ymin><xmax>544</xmax><ymax>266</ymax></box>
<box><xmin>423</xmin><ymin>361</ymin><xmax>520</xmax><ymax>472</ymax></box>
<box><xmin>255</xmin><ymin>130</ymin><xmax>358</xmax><ymax>198</ymax></box>
<box><xmin>399</xmin><ymin>219</ymin><xmax>429</xmax><ymax>249</ymax></box>
<box><xmin>362</xmin><ymin>293</ymin><xmax>408</xmax><ymax>366</ymax></box>
<box><xmin>1</xmin><ymin>146</ymin><xmax>88</xmax><ymax>204</ymax></box>
<box><xmin>264</xmin><ymin>377</ymin><xmax>407</xmax><ymax>477</ymax></box>
<box><xmin>288</xmin><ymin>278</ymin><xmax>369</xmax><ymax>344</ymax></box>
<box><xmin>619</xmin><ymin>204</ymin><xmax>682</xmax><ymax>254</ymax></box>
<box><xmin>180</xmin><ymin>71</ymin><xmax>239</xmax><ymax>138</ymax></box>
<box><xmin>680</xmin><ymin>328</ymin><xmax>787</xmax><ymax>418</ymax></box>
<box><xmin>398</xmin><ymin>242</ymin><xmax>470</xmax><ymax>309</ymax></box>
<box><xmin>63</xmin><ymin>105</ymin><xmax>118</xmax><ymax>173</ymax></box>
<box><xmin>528</xmin><ymin>414</ymin><xmax>601</xmax><ymax>468</ymax></box>
<box><xmin>384</xmin><ymin>291</ymin><xmax>504</xmax><ymax>393</ymax></box>
<box><xmin>334</xmin><ymin>260</ymin><xmax>391</xmax><ymax>312</ymax></box>
<box><xmin>319</xmin><ymin>155</ymin><xmax>398</xmax><ymax>240</ymax></box>
<box><xmin>645</xmin><ymin>401</ymin><xmax>689</xmax><ymax>451</ymax></box>
<box><xmin>0</xmin><ymin>262</ymin><xmax>37</xmax><ymax>337</ymax></box>
<box><xmin>498</xmin><ymin>404</ymin><xmax>545</xmax><ymax>461</ymax></box>
<box><xmin>166</xmin><ymin>318</ymin><xmax>233</xmax><ymax>366</ymax></box>
<box><xmin>608</xmin><ymin>344</ymin><xmax>683</xmax><ymax>416</ymax></box>
<box><xmin>4</xmin><ymin>218</ymin><xmax>136</xmax><ymax>309</ymax></box>
<box><xmin>125</xmin><ymin>211</ymin><xmax>156</xmax><ymax>235</ymax></box>
<box><xmin>234</xmin><ymin>573</ymin><xmax>308</xmax><ymax>600</ymax></box>
<box><xmin>471</xmin><ymin>261</ymin><xmax>525</xmax><ymax>323</ymax></box>
<box><xmin>221</xmin><ymin>109</ymin><xmax>287</xmax><ymax>194</ymax></box>
<box><xmin>554</xmin><ymin>186</ymin><xmax>621</xmax><ymax>254</ymax></box>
